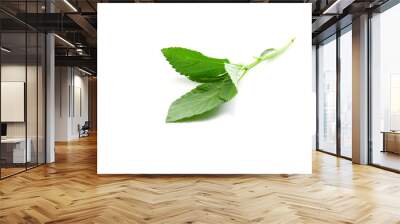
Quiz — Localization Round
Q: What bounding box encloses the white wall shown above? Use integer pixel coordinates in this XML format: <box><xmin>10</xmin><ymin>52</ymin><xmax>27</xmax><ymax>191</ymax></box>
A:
<box><xmin>1</xmin><ymin>65</ymin><xmax>41</xmax><ymax>138</ymax></box>
<box><xmin>1</xmin><ymin>65</ymin><xmax>26</xmax><ymax>136</ymax></box>
<box><xmin>55</xmin><ymin>67</ymin><xmax>89</xmax><ymax>141</ymax></box>
<box><xmin>55</xmin><ymin>67</ymin><xmax>70</xmax><ymax>141</ymax></box>
<box><xmin>1</xmin><ymin>64</ymin><xmax>46</xmax><ymax>163</ymax></box>
<box><xmin>71</xmin><ymin>72</ymin><xmax>89</xmax><ymax>138</ymax></box>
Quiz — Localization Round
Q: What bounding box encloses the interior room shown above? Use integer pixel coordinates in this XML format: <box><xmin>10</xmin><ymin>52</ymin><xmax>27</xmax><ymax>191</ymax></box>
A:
<box><xmin>0</xmin><ymin>0</ymin><xmax>400</xmax><ymax>223</ymax></box>
<box><xmin>54</xmin><ymin>66</ymin><xmax>91</xmax><ymax>141</ymax></box>
<box><xmin>0</xmin><ymin>26</ymin><xmax>46</xmax><ymax>178</ymax></box>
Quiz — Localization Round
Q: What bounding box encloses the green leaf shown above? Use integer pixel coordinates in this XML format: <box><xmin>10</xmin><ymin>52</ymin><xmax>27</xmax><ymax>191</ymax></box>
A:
<box><xmin>224</xmin><ymin>63</ymin><xmax>244</xmax><ymax>88</ymax></box>
<box><xmin>161</xmin><ymin>47</ymin><xmax>229</xmax><ymax>83</ymax></box>
<box><xmin>166</xmin><ymin>78</ymin><xmax>237</xmax><ymax>122</ymax></box>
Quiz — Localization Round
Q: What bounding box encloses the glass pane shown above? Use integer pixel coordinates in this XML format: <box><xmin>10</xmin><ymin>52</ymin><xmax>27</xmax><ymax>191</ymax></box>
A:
<box><xmin>38</xmin><ymin>33</ymin><xmax>45</xmax><ymax>165</ymax></box>
<box><xmin>312</xmin><ymin>46</ymin><xmax>317</xmax><ymax>150</ymax></box>
<box><xmin>371</xmin><ymin>4</ymin><xmax>400</xmax><ymax>171</ymax></box>
<box><xmin>26</xmin><ymin>0</ymin><xmax>38</xmax><ymax>169</ymax></box>
<box><xmin>27</xmin><ymin>31</ymin><xmax>38</xmax><ymax>169</ymax></box>
<box><xmin>1</xmin><ymin>32</ymin><xmax>27</xmax><ymax>177</ymax></box>
<box><xmin>340</xmin><ymin>29</ymin><xmax>352</xmax><ymax>158</ymax></box>
<box><xmin>318</xmin><ymin>37</ymin><xmax>337</xmax><ymax>154</ymax></box>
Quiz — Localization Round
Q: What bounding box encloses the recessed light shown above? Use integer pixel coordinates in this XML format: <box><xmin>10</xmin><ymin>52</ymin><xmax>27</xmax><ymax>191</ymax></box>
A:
<box><xmin>54</xmin><ymin>34</ymin><xmax>75</xmax><ymax>48</ymax></box>
<box><xmin>1</xmin><ymin>47</ymin><xmax>11</xmax><ymax>53</ymax></box>
<box><xmin>78</xmin><ymin>67</ymin><xmax>93</xmax><ymax>76</ymax></box>
<box><xmin>63</xmin><ymin>0</ymin><xmax>78</xmax><ymax>12</ymax></box>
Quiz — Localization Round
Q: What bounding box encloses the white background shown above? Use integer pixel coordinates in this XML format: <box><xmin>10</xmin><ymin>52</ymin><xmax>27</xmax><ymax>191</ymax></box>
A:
<box><xmin>98</xmin><ymin>3</ymin><xmax>312</xmax><ymax>174</ymax></box>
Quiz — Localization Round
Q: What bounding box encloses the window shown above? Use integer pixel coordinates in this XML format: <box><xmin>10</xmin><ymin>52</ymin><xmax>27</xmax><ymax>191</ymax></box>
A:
<box><xmin>318</xmin><ymin>36</ymin><xmax>337</xmax><ymax>154</ymax></box>
<box><xmin>0</xmin><ymin>2</ymin><xmax>46</xmax><ymax>179</ymax></box>
<box><xmin>340</xmin><ymin>28</ymin><xmax>352</xmax><ymax>158</ymax></box>
<box><xmin>370</xmin><ymin>3</ymin><xmax>400</xmax><ymax>171</ymax></box>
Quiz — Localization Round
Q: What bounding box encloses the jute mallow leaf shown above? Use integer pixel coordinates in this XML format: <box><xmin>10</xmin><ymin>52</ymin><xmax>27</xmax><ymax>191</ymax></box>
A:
<box><xmin>166</xmin><ymin>78</ymin><xmax>237</xmax><ymax>122</ymax></box>
<box><xmin>163</xmin><ymin>38</ymin><xmax>295</xmax><ymax>123</ymax></box>
<box><xmin>161</xmin><ymin>47</ymin><xmax>229</xmax><ymax>83</ymax></box>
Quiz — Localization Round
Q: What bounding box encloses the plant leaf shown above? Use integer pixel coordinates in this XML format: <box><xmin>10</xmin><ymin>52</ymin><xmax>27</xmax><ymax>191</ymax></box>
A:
<box><xmin>166</xmin><ymin>78</ymin><xmax>237</xmax><ymax>122</ymax></box>
<box><xmin>224</xmin><ymin>63</ymin><xmax>244</xmax><ymax>88</ymax></box>
<box><xmin>161</xmin><ymin>47</ymin><xmax>229</xmax><ymax>83</ymax></box>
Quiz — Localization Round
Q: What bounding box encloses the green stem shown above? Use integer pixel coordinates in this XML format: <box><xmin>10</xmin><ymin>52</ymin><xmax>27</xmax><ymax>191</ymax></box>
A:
<box><xmin>239</xmin><ymin>37</ymin><xmax>295</xmax><ymax>80</ymax></box>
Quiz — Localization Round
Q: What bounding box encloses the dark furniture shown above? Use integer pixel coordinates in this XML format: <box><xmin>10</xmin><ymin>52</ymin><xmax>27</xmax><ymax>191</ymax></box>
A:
<box><xmin>1</xmin><ymin>123</ymin><xmax>7</xmax><ymax>137</ymax></box>
<box><xmin>79</xmin><ymin>121</ymin><xmax>90</xmax><ymax>138</ymax></box>
<box><xmin>381</xmin><ymin>131</ymin><xmax>400</xmax><ymax>154</ymax></box>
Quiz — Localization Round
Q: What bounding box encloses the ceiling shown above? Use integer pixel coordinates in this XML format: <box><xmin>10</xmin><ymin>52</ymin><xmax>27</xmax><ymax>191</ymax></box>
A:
<box><xmin>0</xmin><ymin>0</ymin><xmax>394</xmax><ymax>74</ymax></box>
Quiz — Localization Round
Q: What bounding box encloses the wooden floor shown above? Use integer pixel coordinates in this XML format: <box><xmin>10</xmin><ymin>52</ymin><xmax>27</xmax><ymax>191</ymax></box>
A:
<box><xmin>1</xmin><ymin>135</ymin><xmax>400</xmax><ymax>223</ymax></box>
<box><xmin>372</xmin><ymin>150</ymin><xmax>400</xmax><ymax>171</ymax></box>
<box><xmin>0</xmin><ymin>167</ymin><xmax>26</xmax><ymax>178</ymax></box>
<box><xmin>1</xmin><ymin>163</ymin><xmax>43</xmax><ymax>178</ymax></box>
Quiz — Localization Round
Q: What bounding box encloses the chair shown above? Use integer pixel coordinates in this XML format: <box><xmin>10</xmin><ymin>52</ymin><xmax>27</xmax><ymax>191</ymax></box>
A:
<box><xmin>79</xmin><ymin>121</ymin><xmax>90</xmax><ymax>138</ymax></box>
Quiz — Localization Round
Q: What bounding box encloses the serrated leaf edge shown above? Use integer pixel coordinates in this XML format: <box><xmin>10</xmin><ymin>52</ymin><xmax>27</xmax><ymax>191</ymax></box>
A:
<box><xmin>161</xmin><ymin>47</ymin><xmax>229</xmax><ymax>82</ymax></box>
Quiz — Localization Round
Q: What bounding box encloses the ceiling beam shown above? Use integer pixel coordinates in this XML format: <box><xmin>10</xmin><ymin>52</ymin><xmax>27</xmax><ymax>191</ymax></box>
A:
<box><xmin>67</xmin><ymin>13</ymin><xmax>97</xmax><ymax>46</ymax></box>
<box><xmin>322</xmin><ymin>0</ymin><xmax>356</xmax><ymax>14</ymax></box>
<box><xmin>55</xmin><ymin>55</ymin><xmax>96</xmax><ymax>69</ymax></box>
<box><xmin>312</xmin><ymin>15</ymin><xmax>335</xmax><ymax>33</ymax></box>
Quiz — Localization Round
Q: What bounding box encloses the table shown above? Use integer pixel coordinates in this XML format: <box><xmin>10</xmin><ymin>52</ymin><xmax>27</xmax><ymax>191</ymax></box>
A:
<box><xmin>1</xmin><ymin>138</ymin><xmax>32</xmax><ymax>164</ymax></box>
<box><xmin>381</xmin><ymin>131</ymin><xmax>400</xmax><ymax>154</ymax></box>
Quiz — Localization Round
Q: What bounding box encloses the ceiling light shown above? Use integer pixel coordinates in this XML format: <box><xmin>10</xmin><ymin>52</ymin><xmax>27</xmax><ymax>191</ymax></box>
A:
<box><xmin>1</xmin><ymin>47</ymin><xmax>11</xmax><ymax>53</ymax></box>
<box><xmin>78</xmin><ymin>67</ymin><xmax>93</xmax><ymax>76</ymax></box>
<box><xmin>76</xmin><ymin>48</ymin><xmax>85</xmax><ymax>55</ymax></box>
<box><xmin>63</xmin><ymin>0</ymin><xmax>78</xmax><ymax>12</ymax></box>
<box><xmin>54</xmin><ymin>34</ymin><xmax>75</xmax><ymax>48</ymax></box>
